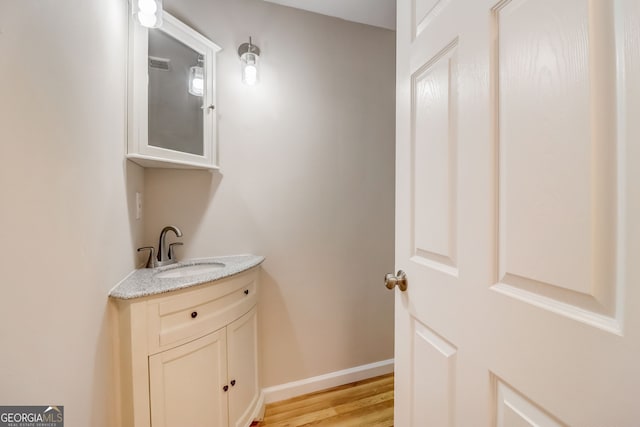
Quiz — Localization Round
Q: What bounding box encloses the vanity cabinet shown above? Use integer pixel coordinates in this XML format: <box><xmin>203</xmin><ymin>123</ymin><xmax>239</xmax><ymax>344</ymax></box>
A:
<box><xmin>114</xmin><ymin>268</ymin><xmax>262</xmax><ymax>427</ymax></box>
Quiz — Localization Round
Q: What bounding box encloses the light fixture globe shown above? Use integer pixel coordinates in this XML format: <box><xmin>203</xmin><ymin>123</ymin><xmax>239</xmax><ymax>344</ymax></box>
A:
<box><xmin>134</xmin><ymin>0</ymin><xmax>163</xmax><ymax>28</ymax></box>
<box><xmin>188</xmin><ymin>55</ymin><xmax>205</xmax><ymax>96</ymax></box>
<box><xmin>238</xmin><ymin>37</ymin><xmax>260</xmax><ymax>85</ymax></box>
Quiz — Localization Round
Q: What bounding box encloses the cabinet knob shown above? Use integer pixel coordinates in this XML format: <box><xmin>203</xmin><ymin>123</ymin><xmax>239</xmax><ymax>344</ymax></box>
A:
<box><xmin>223</xmin><ymin>385</ymin><xmax>229</xmax><ymax>392</ymax></box>
<box><xmin>230</xmin><ymin>380</ymin><xmax>236</xmax><ymax>387</ymax></box>
<box><xmin>191</xmin><ymin>311</ymin><xmax>198</xmax><ymax>319</ymax></box>
<box><xmin>244</xmin><ymin>289</ymin><xmax>249</xmax><ymax>295</ymax></box>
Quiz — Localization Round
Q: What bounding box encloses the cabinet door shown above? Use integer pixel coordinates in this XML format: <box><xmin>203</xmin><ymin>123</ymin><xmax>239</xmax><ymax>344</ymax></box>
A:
<box><xmin>128</xmin><ymin>12</ymin><xmax>221</xmax><ymax>170</ymax></box>
<box><xmin>149</xmin><ymin>328</ymin><xmax>229</xmax><ymax>427</ymax></box>
<box><xmin>227</xmin><ymin>308</ymin><xmax>260</xmax><ymax>427</ymax></box>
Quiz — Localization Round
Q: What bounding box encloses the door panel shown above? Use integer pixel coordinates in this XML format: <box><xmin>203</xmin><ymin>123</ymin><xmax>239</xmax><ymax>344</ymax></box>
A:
<box><xmin>411</xmin><ymin>40</ymin><xmax>458</xmax><ymax>273</ymax></box>
<box><xmin>411</xmin><ymin>320</ymin><xmax>457</xmax><ymax>426</ymax></box>
<box><xmin>493</xmin><ymin>0</ymin><xmax>620</xmax><ymax>331</ymax></box>
<box><xmin>494</xmin><ymin>379</ymin><xmax>563</xmax><ymax>427</ymax></box>
<box><xmin>414</xmin><ymin>0</ymin><xmax>452</xmax><ymax>39</ymax></box>
<box><xmin>395</xmin><ymin>0</ymin><xmax>640</xmax><ymax>425</ymax></box>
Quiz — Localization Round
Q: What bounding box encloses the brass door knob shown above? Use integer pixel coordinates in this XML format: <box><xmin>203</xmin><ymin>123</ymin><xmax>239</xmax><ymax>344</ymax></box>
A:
<box><xmin>385</xmin><ymin>270</ymin><xmax>407</xmax><ymax>291</ymax></box>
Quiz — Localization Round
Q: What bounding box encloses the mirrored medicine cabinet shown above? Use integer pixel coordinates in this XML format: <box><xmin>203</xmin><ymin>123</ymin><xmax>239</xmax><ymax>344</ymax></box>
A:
<box><xmin>127</xmin><ymin>11</ymin><xmax>221</xmax><ymax>170</ymax></box>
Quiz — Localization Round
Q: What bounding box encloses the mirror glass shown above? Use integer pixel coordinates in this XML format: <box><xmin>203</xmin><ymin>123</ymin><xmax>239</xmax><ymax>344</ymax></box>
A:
<box><xmin>148</xmin><ymin>28</ymin><xmax>204</xmax><ymax>156</ymax></box>
<box><xmin>127</xmin><ymin>11</ymin><xmax>220</xmax><ymax>170</ymax></box>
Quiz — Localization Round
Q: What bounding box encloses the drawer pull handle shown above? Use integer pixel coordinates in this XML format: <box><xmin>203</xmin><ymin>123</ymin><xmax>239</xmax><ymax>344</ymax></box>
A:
<box><xmin>230</xmin><ymin>380</ymin><xmax>236</xmax><ymax>386</ymax></box>
<box><xmin>244</xmin><ymin>290</ymin><xmax>249</xmax><ymax>295</ymax></box>
<box><xmin>223</xmin><ymin>385</ymin><xmax>229</xmax><ymax>392</ymax></box>
<box><xmin>191</xmin><ymin>311</ymin><xmax>198</xmax><ymax>319</ymax></box>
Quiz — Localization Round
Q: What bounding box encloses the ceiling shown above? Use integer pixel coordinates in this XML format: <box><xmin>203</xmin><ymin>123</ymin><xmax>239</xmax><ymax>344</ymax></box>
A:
<box><xmin>262</xmin><ymin>0</ymin><xmax>396</xmax><ymax>30</ymax></box>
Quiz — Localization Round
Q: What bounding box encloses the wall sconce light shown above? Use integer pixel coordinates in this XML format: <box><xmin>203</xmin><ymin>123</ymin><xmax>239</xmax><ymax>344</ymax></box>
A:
<box><xmin>133</xmin><ymin>0</ymin><xmax>163</xmax><ymax>28</ymax></box>
<box><xmin>188</xmin><ymin>55</ymin><xmax>204</xmax><ymax>97</ymax></box>
<box><xmin>238</xmin><ymin>37</ymin><xmax>260</xmax><ymax>85</ymax></box>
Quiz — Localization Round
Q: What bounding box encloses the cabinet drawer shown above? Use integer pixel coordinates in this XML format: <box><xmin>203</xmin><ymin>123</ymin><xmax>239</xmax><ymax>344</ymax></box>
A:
<box><xmin>146</xmin><ymin>270</ymin><xmax>258</xmax><ymax>353</ymax></box>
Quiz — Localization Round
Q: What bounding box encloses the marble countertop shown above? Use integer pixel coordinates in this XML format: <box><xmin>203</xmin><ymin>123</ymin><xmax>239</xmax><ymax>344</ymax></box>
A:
<box><xmin>109</xmin><ymin>254</ymin><xmax>265</xmax><ymax>300</ymax></box>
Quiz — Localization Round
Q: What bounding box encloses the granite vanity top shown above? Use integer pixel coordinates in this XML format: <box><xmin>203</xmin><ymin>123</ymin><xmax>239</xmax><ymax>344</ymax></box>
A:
<box><xmin>109</xmin><ymin>254</ymin><xmax>265</xmax><ymax>300</ymax></box>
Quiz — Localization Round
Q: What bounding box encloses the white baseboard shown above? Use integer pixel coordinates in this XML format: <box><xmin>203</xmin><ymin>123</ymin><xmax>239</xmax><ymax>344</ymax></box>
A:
<box><xmin>262</xmin><ymin>358</ymin><xmax>394</xmax><ymax>404</ymax></box>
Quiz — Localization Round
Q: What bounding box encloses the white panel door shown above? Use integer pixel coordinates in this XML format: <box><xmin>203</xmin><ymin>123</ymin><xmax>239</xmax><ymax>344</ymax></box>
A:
<box><xmin>394</xmin><ymin>0</ymin><xmax>640</xmax><ymax>425</ymax></box>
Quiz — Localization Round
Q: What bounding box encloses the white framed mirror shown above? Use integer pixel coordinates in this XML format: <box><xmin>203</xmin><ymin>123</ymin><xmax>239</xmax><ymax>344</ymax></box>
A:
<box><xmin>127</xmin><ymin>11</ymin><xmax>221</xmax><ymax>170</ymax></box>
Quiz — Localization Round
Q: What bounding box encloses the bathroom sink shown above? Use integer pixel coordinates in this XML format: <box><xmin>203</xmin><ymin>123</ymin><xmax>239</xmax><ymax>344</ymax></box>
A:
<box><xmin>110</xmin><ymin>255</ymin><xmax>265</xmax><ymax>299</ymax></box>
<box><xmin>155</xmin><ymin>262</ymin><xmax>226</xmax><ymax>279</ymax></box>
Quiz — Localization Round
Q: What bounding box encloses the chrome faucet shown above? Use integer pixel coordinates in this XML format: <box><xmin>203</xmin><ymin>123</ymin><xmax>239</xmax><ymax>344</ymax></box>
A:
<box><xmin>157</xmin><ymin>225</ymin><xmax>183</xmax><ymax>266</ymax></box>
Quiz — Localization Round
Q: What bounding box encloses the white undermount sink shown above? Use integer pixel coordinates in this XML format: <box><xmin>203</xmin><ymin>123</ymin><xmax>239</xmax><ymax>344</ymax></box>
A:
<box><xmin>154</xmin><ymin>262</ymin><xmax>226</xmax><ymax>279</ymax></box>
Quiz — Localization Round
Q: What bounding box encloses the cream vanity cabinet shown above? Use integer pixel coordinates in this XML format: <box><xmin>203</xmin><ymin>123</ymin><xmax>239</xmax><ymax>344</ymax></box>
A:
<box><xmin>114</xmin><ymin>268</ymin><xmax>262</xmax><ymax>427</ymax></box>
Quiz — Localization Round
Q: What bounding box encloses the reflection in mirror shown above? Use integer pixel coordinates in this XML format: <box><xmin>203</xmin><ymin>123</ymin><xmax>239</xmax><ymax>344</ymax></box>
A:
<box><xmin>148</xmin><ymin>29</ymin><xmax>204</xmax><ymax>156</ymax></box>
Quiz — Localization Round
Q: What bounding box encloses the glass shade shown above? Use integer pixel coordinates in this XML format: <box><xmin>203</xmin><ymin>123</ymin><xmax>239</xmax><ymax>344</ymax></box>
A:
<box><xmin>241</xmin><ymin>52</ymin><xmax>259</xmax><ymax>85</ymax></box>
<box><xmin>135</xmin><ymin>0</ymin><xmax>163</xmax><ymax>28</ymax></box>
<box><xmin>189</xmin><ymin>65</ymin><xmax>204</xmax><ymax>97</ymax></box>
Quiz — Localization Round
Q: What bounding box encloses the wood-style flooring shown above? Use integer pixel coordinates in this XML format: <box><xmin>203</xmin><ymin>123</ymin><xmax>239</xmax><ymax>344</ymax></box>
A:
<box><xmin>257</xmin><ymin>373</ymin><xmax>394</xmax><ymax>427</ymax></box>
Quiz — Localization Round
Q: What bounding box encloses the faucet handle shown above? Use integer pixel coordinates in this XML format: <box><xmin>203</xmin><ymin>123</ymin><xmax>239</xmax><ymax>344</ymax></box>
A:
<box><xmin>137</xmin><ymin>246</ymin><xmax>156</xmax><ymax>268</ymax></box>
<box><xmin>168</xmin><ymin>242</ymin><xmax>183</xmax><ymax>261</ymax></box>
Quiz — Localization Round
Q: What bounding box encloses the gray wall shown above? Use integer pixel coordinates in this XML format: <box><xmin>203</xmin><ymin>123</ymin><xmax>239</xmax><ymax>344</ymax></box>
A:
<box><xmin>144</xmin><ymin>0</ymin><xmax>396</xmax><ymax>388</ymax></box>
<box><xmin>0</xmin><ymin>0</ymin><xmax>395</xmax><ymax>424</ymax></box>
<box><xmin>0</xmin><ymin>1</ymin><xmax>144</xmax><ymax>425</ymax></box>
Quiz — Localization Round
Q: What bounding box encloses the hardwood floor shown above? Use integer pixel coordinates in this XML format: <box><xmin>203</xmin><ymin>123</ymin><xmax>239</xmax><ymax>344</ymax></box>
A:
<box><xmin>256</xmin><ymin>373</ymin><xmax>394</xmax><ymax>427</ymax></box>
